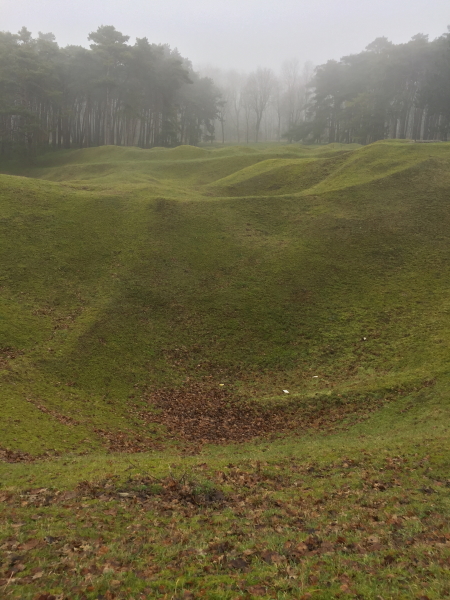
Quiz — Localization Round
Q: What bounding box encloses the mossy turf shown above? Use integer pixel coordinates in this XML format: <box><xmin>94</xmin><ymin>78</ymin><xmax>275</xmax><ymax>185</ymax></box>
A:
<box><xmin>1</xmin><ymin>396</ymin><xmax>450</xmax><ymax>599</ymax></box>
<box><xmin>1</xmin><ymin>141</ymin><xmax>450</xmax><ymax>598</ymax></box>
<box><xmin>1</xmin><ymin>140</ymin><xmax>450</xmax><ymax>453</ymax></box>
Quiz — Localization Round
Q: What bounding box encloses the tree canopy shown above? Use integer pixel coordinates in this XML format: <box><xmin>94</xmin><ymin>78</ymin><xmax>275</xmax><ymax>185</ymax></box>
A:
<box><xmin>0</xmin><ymin>26</ymin><xmax>220</xmax><ymax>157</ymax></box>
<box><xmin>3</xmin><ymin>25</ymin><xmax>450</xmax><ymax>154</ymax></box>
<box><xmin>287</xmin><ymin>29</ymin><xmax>450</xmax><ymax>144</ymax></box>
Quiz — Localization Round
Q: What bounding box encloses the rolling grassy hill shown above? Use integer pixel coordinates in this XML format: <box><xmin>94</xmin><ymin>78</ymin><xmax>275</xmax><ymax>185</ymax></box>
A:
<box><xmin>1</xmin><ymin>140</ymin><xmax>450</xmax><ymax>455</ymax></box>
<box><xmin>1</xmin><ymin>141</ymin><xmax>450</xmax><ymax>599</ymax></box>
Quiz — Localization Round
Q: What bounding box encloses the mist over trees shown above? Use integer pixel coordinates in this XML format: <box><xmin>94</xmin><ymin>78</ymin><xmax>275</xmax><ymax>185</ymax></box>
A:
<box><xmin>292</xmin><ymin>29</ymin><xmax>450</xmax><ymax>144</ymax></box>
<box><xmin>1</xmin><ymin>25</ymin><xmax>450</xmax><ymax>158</ymax></box>
<box><xmin>201</xmin><ymin>61</ymin><xmax>313</xmax><ymax>144</ymax></box>
<box><xmin>0</xmin><ymin>25</ymin><xmax>219</xmax><ymax>157</ymax></box>
<box><xmin>204</xmin><ymin>29</ymin><xmax>450</xmax><ymax>145</ymax></box>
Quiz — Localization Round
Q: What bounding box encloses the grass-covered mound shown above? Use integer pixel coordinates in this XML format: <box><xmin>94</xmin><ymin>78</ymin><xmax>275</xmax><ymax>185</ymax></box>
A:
<box><xmin>1</xmin><ymin>141</ymin><xmax>450</xmax><ymax>599</ymax></box>
<box><xmin>1</xmin><ymin>140</ymin><xmax>450</xmax><ymax>455</ymax></box>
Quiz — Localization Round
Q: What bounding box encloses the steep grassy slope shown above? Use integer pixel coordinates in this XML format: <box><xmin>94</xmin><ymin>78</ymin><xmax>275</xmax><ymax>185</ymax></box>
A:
<box><xmin>2</xmin><ymin>141</ymin><xmax>450</xmax><ymax>600</ymax></box>
<box><xmin>1</xmin><ymin>140</ymin><xmax>450</xmax><ymax>456</ymax></box>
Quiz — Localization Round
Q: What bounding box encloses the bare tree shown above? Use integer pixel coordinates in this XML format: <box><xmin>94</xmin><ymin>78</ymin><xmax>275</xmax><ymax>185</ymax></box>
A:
<box><xmin>225</xmin><ymin>70</ymin><xmax>245</xmax><ymax>143</ymax></box>
<box><xmin>281</xmin><ymin>59</ymin><xmax>300</xmax><ymax>137</ymax></box>
<box><xmin>245</xmin><ymin>67</ymin><xmax>276</xmax><ymax>142</ymax></box>
<box><xmin>197</xmin><ymin>61</ymin><xmax>314</xmax><ymax>144</ymax></box>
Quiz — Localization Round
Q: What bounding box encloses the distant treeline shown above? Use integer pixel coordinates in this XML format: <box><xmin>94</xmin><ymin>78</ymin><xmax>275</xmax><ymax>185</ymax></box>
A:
<box><xmin>207</xmin><ymin>29</ymin><xmax>450</xmax><ymax>145</ymax></box>
<box><xmin>0</xmin><ymin>26</ymin><xmax>220</xmax><ymax>157</ymax></box>
<box><xmin>2</xmin><ymin>26</ymin><xmax>450</xmax><ymax>157</ymax></box>
<box><xmin>294</xmin><ymin>30</ymin><xmax>450</xmax><ymax>144</ymax></box>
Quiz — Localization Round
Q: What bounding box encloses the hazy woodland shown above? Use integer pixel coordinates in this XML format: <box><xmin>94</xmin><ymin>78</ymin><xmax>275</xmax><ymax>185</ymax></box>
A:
<box><xmin>2</xmin><ymin>26</ymin><xmax>450</xmax><ymax>158</ymax></box>
<box><xmin>1</xmin><ymin>19</ymin><xmax>450</xmax><ymax>600</ymax></box>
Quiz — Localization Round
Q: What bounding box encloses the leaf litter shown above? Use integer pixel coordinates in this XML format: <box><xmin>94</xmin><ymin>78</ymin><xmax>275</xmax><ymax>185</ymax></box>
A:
<box><xmin>136</xmin><ymin>380</ymin><xmax>419</xmax><ymax>445</ymax></box>
<box><xmin>1</xmin><ymin>449</ymin><xmax>449</xmax><ymax>599</ymax></box>
<box><xmin>1</xmin><ymin>380</ymin><xmax>432</xmax><ymax>461</ymax></box>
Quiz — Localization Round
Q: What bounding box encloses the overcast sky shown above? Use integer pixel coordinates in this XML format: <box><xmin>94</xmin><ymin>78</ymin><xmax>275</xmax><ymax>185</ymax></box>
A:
<box><xmin>2</xmin><ymin>0</ymin><xmax>450</xmax><ymax>72</ymax></box>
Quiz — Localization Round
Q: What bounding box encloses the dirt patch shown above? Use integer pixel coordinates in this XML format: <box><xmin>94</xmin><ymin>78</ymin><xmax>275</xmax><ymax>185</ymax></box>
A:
<box><xmin>140</xmin><ymin>383</ymin><xmax>293</xmax><ymax>444</ymax></box>
<box><xmin>26</xmin><ymin>398</ymin><xmax>80</xmax><ymax>426</ymax></box>
<box><xmin>0</xmin><ymin>347</ymin><xmax>24</xmax><ymax>370</ymax></box>
<box><xmin>0</xmin><ymin>448</ymin><xmax>37</xmax><ymax>463</ymax></box>
<box><xmin>137</xmin><ymin>381</ymin><xmax>415</xmax><ymax>444</ymax></box>
<box><xmin>76</xmin><ymin>472</ymin><xmax>227</xmax><ymax>509</ymax></box>
<box><xmin>93</xmin><ymin>429</ymin><xmax>164</xmax><ymax>453</ymax></box>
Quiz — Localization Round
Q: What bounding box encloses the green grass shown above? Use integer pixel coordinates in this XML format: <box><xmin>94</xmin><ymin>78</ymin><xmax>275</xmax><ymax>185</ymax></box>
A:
<box><xmin>2</xmin><ymin>140</ymin><xmax>450</xmax><ymax>452</ymax></box>
<box><xmin>1</xmin><ymin>390</ymin><xmax>450</xmax><ymax>599</ymax></box>
<box><xmin>1</xmin><ymin>140</ymin><xmax>450</xmax><ymax>598</ymax></box>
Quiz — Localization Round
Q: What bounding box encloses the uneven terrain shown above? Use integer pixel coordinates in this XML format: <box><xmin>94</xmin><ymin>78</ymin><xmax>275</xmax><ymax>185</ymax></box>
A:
<box><xmin>1</xmin><ymin>141</ymin><xmax>450</xmax><ymax>599</ymax></box>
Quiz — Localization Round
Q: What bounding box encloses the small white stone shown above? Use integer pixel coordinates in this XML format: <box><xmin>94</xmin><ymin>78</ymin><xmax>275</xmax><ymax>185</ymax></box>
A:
<box><xmin>283</xmin><ymin>390</ymin><xmax>289</xmax><ymax>394</ymax></box>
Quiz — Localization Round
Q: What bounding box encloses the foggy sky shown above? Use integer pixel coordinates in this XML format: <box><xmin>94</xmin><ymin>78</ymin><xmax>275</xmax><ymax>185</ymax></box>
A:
<box><xmin>3</xmin><ymin>0</ymin><xmax>450</xmax><ymax>72</ymax></box>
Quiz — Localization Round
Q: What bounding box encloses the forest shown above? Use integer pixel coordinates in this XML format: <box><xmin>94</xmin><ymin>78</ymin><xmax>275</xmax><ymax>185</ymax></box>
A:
<box><xmin>0</xmin><ymin>25</ymin><xmax>220</xmax><ymax>157</ymax></box>
<box><xmin>1</xmin><ymin>25</ymin><xmax>450</xmax><ymax>156</ymax></box>
<box><xmin>210</xmin><ymin>28</ymin><xmax>450</xmax><ymax>145</ymax></box>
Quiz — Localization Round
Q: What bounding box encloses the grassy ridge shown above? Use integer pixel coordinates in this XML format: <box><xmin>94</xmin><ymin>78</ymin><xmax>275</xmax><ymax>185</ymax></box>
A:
<box><xmin>1</xmin><ymin>141</ymin><xmax>450</xmax><ymax>454</ymax></box>
<box><xmin>1</xmin><ymin>141</ymin><xmax>450</xmax><ymax>599</ymax></box>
